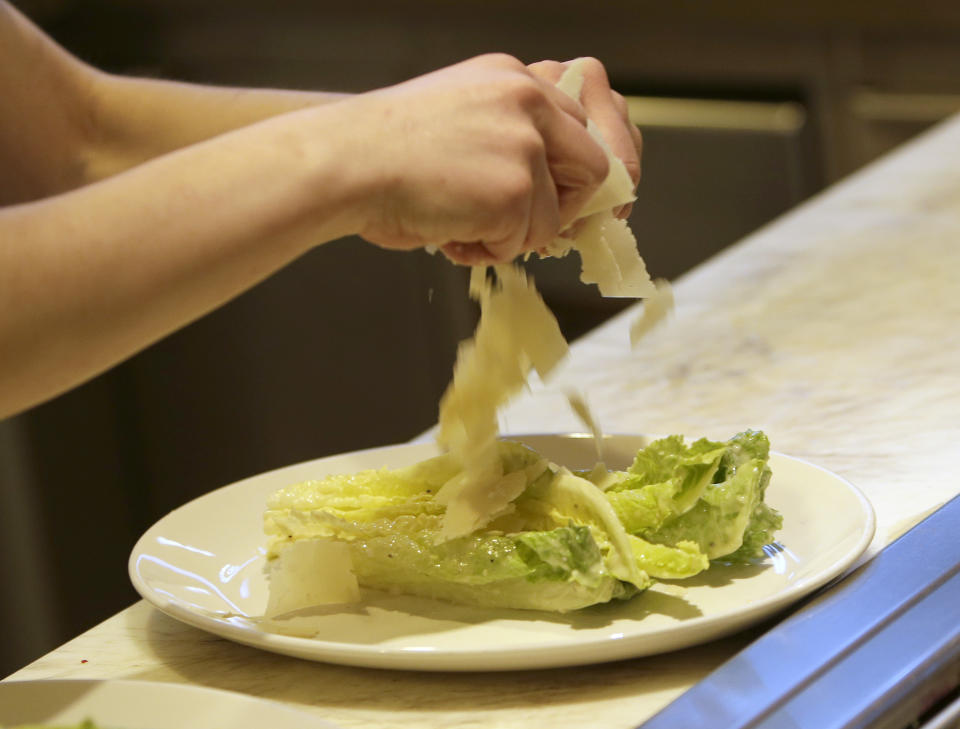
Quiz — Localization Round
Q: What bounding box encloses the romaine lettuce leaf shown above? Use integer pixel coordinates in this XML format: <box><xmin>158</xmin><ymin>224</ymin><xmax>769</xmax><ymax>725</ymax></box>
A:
<box><xmin>639</xmin><ymin>431</ymin><xmax>777</xmax><ymax>560</ymax></box>
<box><xmin>347</xmin><ymin>524</ymin><xmax>637</xmax><ymax>611</ymax></box>
<box><xmin>601</xmin><ymin>436</ymin><xmax>726</xmax><ymax>534</ymax></box>
<box><xmin>504</xmin><ymin>469</ymin><xmax>650</xmax><ymax>591</ymax></box>
<box><xmin>627</xmin><ymin>535</ymin><xmax>709</xmax><ymax>579</ymax></box>
<box><xmin>727</xmin><ymin>500</ymin><xmax>783</xmax><ymax>562</ymax></box>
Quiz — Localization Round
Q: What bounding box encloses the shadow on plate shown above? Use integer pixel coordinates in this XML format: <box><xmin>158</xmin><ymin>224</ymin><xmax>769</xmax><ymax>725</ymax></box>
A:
<box><xmin>660</xmin><ymin>558</ymin><xmax>772</xmax><ymax>589</ymax></box>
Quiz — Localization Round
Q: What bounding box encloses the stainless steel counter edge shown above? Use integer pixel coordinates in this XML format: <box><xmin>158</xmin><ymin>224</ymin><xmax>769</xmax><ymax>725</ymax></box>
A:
<box><xmin>638</xmin><ymin>493</ymin><xmax>960</xmax><ymax>729</ymax></box>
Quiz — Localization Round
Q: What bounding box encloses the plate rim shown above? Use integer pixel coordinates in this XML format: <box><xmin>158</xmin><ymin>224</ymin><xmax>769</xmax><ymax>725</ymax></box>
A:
<box><xmin>129</xmin><ymin>432</ymin><xmax>876</xmax><ymax>671</ymax></box>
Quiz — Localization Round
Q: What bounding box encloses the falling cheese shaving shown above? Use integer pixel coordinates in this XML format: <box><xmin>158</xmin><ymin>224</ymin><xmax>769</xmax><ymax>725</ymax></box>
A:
<box><xmin>630</xmin><ymin>278</ymin><xmax>674</xmax><ymax>346</ymax></box>
<box><xmin>435</xmin><ymin>265</ymin><xmax>568</xmax><ymax>538</ymax></box>
<box><xmin>566</xmin><ymin>389</ymin><xmax>605</xmax><ymax>464</ymax></box>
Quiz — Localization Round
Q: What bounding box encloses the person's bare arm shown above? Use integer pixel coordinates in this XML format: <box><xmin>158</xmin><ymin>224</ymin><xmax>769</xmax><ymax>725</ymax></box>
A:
<box><xmin>0</xmin><ymin>0</ymin><xmax>347</xmax><ymax>203</ymax></box>
<box><xmin>0</xmin><ymin>1</ymin><xmax>93</xmax><ymax>202</ymax></box>
<box><xmin>0</xmin><ymin>46</ymin><xmax>609</xmax><ymax>418</ymax></box>
<box><xmin>0</xmin><ymin>103</ymin><xmax>368</xmax><ymax>419</ymax></box>
<box><xmin>83</xmin><ymin>70</ymin><xmax>351</xmax><ymax>185</ymax></box>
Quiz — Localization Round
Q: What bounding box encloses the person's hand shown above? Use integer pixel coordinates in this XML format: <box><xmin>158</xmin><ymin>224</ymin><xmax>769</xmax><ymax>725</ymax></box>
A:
<box><xmin>528</xmin><ymin>57</ymin><xmax>642</xmax><ymax>219</ymax></box>
<box><xmin>343</xmin><ymin>54</ymin><xmax>611</xmax><ymax>265</ymax></box>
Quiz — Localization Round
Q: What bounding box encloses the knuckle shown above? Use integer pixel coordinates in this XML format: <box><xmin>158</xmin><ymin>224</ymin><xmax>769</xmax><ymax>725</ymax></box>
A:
<box><xmin>479</xmin><ymin>52</ymin><xmax>525</xmax><ymax>70</ymax></box>
<box><xmin>573</xmin><ymin>152</ymin><xmax>608</xmax><ymax>189</ymax></box>
<box><xmin>484</xmin><ymin>238</ymin><xmax>521</xmax><ymax>263</ymax></box>
<box><xmin>505</xmin><ymin>75</ymin><xmax>547</xmax><ymax>110</ymax></box>
<box><xmin>576</xmin><ymin>56</ymin><xmax>608</xmax><ymax>79</ymax></box>
<box><xmin>529</xmin><ymin>59</ymin><xmax>565</xmax><ymax>81</ymax></box>
<box><xmin>515</xmin><ymin>127</ymin><xmax>546</xmax><ymax>159</ymax></box>
<box><xmin>611</xmin><ymin>90</ymin><xmax>629</xmax><ymax>118</ymax></box>
<box><xmin>499</xmin><ymin>171</ymin><xmax>535</xmax><ymax>208</ymax></box>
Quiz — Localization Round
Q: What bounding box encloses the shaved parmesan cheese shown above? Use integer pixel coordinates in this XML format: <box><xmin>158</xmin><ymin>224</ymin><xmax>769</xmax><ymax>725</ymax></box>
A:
<box><xmin>566</xmin><ymin>389</ymin><xmax>604</xmax><ymax>464</ymax></box>
<box><xmin>577</xmin><ymin>120</ymin><xmax>637</xmax><ymax>218</ymax></box>
<box><xmin>586</xmin><ymin>462</ymin><xmax>620</xmax><ymax>492</ymax></box>
<box><xmin>629</xmin><ymin>279</ymin><xmax>674</xmax><ymax>347</ymax></box>
<box><xmin>570</xmin><ymin>213</ymin><xmax>658</xmax><ymax>298</ymax></box>
<box><xmin>572</xmin><ymin>214</ymin><xmax>621</xmax><ymax>291</ymax></box>
<box><xmin>555</xmin><ymin>61</ymin><xmax>636</xmax><ymax>219</ymax></box>
<box><xmin>265</xmin><ymin>539</ymin><xmax>359</xmax><ymax>616</ymax></box>
<box><xmin>435</xmin><ymin>468</ymin><xmax>527</xmax><ymax>538</ymax></box>
<box><xmin>554</xmin><ymin>62</ymin><xmax>586</xmax><ymax>100</ymax></box>
<box><xmin>435</xmin><ymin>265</ymin><xmax>568</xmax><ymax>539</ymax></box>
<box><xmin>494</xmin><ymin>264</ymin><xmax>567</xmax><ymax>377</ymax></box>
<box><xmin>601</xmin><ymin>217</ymin><xmax>657</xmax><ymax>297</ymax></box>
<box><xmin>550</xmin><ymin>61</ymin><xmax>657</xmax><ymax>300</ymax></box>
<box><xmin>542</xmin><ymin>233</ymin><xmax>575</xmax><ymax>259</ymax></box>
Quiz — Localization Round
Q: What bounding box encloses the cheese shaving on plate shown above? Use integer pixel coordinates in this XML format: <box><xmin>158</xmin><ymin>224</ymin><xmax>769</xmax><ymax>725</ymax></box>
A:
<box><xmin>265</xmin><ymin>539</ymin><xmax>359</xmax><ymax>616</ymax></box>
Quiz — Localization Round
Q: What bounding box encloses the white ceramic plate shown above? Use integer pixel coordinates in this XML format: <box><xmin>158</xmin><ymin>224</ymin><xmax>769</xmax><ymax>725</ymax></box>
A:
<box><xmin>129</xmin><ymin>434</ymin><xmax>875</xmax><ymax>672</ymax></box>
<box><xmin>0</xmin><ymin>679</ymin><xmax>339</xmax><ymax>728</ymax></box>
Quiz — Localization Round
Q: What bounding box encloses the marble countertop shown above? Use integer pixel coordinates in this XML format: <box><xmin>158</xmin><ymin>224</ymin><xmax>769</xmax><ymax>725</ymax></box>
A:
<box><xmin>7</xmin><ymin>114</ymin><xmax>960</xmax><ymax>729</ymax></box>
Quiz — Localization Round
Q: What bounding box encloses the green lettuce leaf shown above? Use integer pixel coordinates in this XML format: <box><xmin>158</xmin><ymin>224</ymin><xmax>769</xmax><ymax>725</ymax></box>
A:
<box><xmin>627</xmin><ymin>535</ymin><xmax>709</xmax><ymax>579</ymax></box>
<box><xmin>503</xmin><ymin>469</ymin><xmax>651</xmax><ymax>591</ymax></box>
<box><xmin>602</xmin><ymin>436</ymin><xmax>726</xmax><ymax>534</ymax></box>
<box><xmin>640</xmin><ymin>431</ymin><xmax>777</xmax><ymax>559</ymax></box>
<box><xmin>347</xmin><ymin>524</ymin><xmax>637</xmax><ymax>611</ymax></box>
<box><xmin>727</xmin><ymin>500</ymin><xmax>783</xmax><ymax>562</ymax></box>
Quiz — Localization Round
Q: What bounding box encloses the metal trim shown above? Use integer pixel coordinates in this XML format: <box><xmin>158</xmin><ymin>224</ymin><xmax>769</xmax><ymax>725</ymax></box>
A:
<box><xmin>638</xmin><ymin>493</ymin><xmax>960</xmax><ymax>729</ymax></box>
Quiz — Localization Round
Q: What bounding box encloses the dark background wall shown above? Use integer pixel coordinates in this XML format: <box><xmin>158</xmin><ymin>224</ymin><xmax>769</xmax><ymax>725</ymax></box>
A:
<box><xmin>3</xmin><ymin>0</ymin><xmax>959</xmax><ymax>676</ymax></box>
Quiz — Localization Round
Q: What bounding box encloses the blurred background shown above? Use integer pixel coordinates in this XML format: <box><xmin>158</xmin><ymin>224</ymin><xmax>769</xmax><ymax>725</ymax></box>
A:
<box><xmin>2</xmin><ymin>0</ymin><xmax>960</xmax><ymax>676</ymax></box>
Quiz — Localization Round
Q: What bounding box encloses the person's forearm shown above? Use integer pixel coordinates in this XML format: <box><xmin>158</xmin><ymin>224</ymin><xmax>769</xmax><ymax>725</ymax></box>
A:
<box><xmin>0</xmin><ymin>0</ymin><xmax>350</xmax><ymax>201</ymax></box>
<box><xmin>84</xmin><ymin>71</ymin><xmax>351</xmax><ymax>183</ymax></box>
<box><xmin>0</xmin><ymin>104</ymin><xmax>368</xmax><ymax>419</ymax></box>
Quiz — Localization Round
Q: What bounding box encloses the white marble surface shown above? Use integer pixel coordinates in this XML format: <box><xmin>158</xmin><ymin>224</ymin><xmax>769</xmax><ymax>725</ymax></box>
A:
<box><xmin>8</xmin><ymin>115</ymin><xmax>960</xmax><ymax>728</ymax></box>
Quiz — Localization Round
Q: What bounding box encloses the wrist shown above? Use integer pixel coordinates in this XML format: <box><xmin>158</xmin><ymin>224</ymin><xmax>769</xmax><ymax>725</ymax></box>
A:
<box><xmin>245</xmin><ymin>102</ymin><xmax>379</xmax><ymax>248</ymax></box>
<box><xmin>293</xmin><ymin>98</ymin><xmax>387</xmax><ymax>243</ymax></box>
